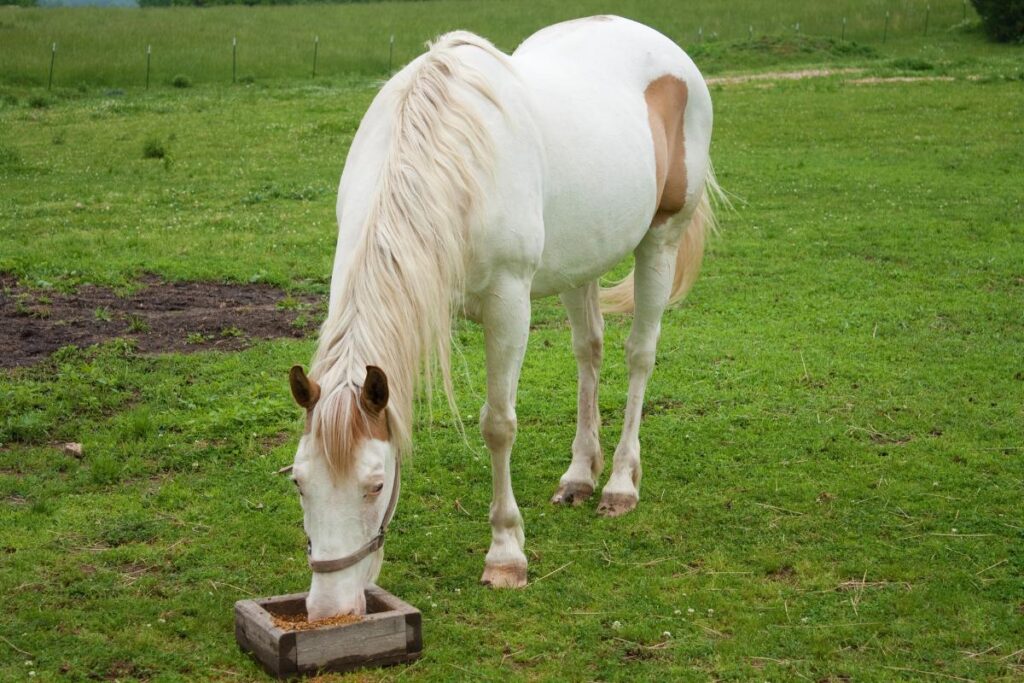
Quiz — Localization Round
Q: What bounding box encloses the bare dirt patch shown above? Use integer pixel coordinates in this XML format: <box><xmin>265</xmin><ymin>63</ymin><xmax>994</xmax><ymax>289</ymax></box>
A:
<box><xmin>1</xmin><ymin>274</ymin><xmax>324</xmax><ymax>368</ymax></box>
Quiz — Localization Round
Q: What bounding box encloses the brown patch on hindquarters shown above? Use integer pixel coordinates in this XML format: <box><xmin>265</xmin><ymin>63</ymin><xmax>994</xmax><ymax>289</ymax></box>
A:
<box><xmin>644</xmin><ymin>75</ymin><xmax>688</xmax><ymax>215</ymax></box>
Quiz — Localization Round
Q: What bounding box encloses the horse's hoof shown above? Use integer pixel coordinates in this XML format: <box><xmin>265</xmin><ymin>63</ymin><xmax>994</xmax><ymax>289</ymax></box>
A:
<box><xmin>597</xmin><ymin>492</ymin><xmax>638</xmax><ymax>517</ymax></box>
<box><xmin>551</xmin><ymin>481</ymin><xmax>594</xmax><ymax>506</ymax></box>
<box><xmin>480</xmin><ymin>562</ymin><xmax>527</xmax><ymax>588</ymax></box>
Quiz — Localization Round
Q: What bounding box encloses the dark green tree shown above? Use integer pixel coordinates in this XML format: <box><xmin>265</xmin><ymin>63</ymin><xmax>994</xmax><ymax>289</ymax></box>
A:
<box><xmin>971</xmin><ymin>0</ymin><xmax>1024</xmax><ymax>42</ymax></box>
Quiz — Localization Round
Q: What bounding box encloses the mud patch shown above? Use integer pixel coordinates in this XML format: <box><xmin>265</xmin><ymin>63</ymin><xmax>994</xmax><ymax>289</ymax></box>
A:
<box><xmin>1</xmin><ymin>274</ymin><xmax>324</xmax><ymax>368</ymax></box>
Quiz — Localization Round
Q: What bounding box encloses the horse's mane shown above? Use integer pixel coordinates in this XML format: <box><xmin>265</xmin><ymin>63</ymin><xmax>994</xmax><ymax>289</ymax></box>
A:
<box><xmin>308</xmin><ymin>32</ymin><xmax>507</xmax><ymax>476</ymax></box>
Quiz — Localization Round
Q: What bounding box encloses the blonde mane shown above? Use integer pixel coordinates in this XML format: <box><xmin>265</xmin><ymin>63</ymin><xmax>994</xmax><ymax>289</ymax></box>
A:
<box><xmin>308</xmin><ymin>32</ymin><xmax>507</xmax><ymax>476</ymax></box>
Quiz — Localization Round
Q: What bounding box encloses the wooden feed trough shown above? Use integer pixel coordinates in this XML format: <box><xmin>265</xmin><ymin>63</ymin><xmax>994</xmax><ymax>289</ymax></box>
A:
<box><xmin>235</xmin><ymin>587</ymin><xmax>422</xmax><ymax>677</ymax></box>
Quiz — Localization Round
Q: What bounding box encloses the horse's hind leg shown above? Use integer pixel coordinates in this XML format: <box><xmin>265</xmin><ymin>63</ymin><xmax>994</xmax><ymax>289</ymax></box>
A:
<box><xmin>552</xmin><ymin>281</ymin><xmax>604</xmax><ymax>506</ymax></box>
<box><xmin>598</xmin><ymin>212</ymin><xmax>685</xmax><ymax>517</ymax></box>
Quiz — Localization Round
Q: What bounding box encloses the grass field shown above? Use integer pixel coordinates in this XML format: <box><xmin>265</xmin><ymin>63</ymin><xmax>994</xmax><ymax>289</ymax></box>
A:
<box><xmin>2</xmin><ymin>4</ymin><xmax>1024</xmax><ymax>682</ymax></box>
<box><xmin>0</xmin><ymin>0</ymin><xmax>989</xmax><ymax>87</ymax></box>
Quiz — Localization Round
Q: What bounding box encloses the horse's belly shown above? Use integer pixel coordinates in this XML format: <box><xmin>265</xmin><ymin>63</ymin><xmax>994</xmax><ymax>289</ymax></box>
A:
<box><xmin>525</xmin><ymin>85</ymin><xmax>658</xmax><ymax>298</ymax></box>
<box><xmin>510</xmin><ymin>16</ymin><xmax>704</xmax><ymax>299</ymax></box>
<box><xmin>530</xmin><ymin>192</ymin><xmax>653</xmax><ymax>298</ymax></box>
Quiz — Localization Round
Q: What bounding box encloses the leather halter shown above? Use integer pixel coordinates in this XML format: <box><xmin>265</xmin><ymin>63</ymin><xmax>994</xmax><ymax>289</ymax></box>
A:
<box><xmin>307</xmin><ymin>456</ymin><xmax>401</xmax><ymax>574</ymax></box>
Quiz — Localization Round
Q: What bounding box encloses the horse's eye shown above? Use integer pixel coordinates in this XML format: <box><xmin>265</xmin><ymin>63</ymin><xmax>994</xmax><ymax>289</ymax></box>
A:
<box><xmin>291</xmin><ymin>478</ymin><xmax>302</xmax><ymax>495</ymax></box>
<box><xmin>368</xmin><ymin>482</ymin><xmax>384</xmax><ymax>496</ymax></box>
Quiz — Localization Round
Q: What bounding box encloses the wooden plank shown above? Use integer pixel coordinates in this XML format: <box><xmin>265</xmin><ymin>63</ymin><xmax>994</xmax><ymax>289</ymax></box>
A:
<box><xmin>404</xmin><ymin>608</ymin><xmax>423</xmax><ymax>654</ymax></box>
<box><xmin>366</xmin><ymin>586</ymin><xmax>403</xmax><ymax>613</ymax></box>
<box><xmin>234</xmin><ymin>600</ymin><xmax>296</xmax><ymax>677</ymax></box>
<box><xmin>295</xmin><ymin>613</ymin><xmax>406</xmax><ymax>672</ymax></box>
<box><xmin>235</xmin><ymin>589</ymin><xmax>421</xmax><ymax>677</ymax></box>
<box><xmin>255</xmin><ymin>592</ymin><xmax>308</xmax><ymax>616</ymax></box>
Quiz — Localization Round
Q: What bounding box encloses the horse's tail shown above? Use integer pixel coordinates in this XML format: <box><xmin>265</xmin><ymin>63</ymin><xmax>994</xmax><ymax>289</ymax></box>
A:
<box><xmin>599</xmin><ymin>165</ymin><xmax>724</xmax><ymax>315</ymax></box>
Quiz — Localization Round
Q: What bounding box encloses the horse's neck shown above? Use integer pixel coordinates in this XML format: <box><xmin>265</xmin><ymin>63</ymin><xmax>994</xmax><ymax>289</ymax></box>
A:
<box><xmin>317</xmin><ymin>36</ymin><xmax>500</xmax><ymax>443</ymax></box>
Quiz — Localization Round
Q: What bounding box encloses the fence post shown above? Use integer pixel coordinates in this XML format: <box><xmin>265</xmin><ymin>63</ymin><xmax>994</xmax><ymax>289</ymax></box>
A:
<box><xmin>47</xmin><ymin>42</ymin><xmax>56</xmax><ymax>90</ymax></box>
<box><xmin>388</xmin><ymin>34</ymin><xmax>394</xmax><ymax>74</ymax></box>
<box><xmin>883</xmin><ymin>11</ymin><xmax>890</xmax><ymax>43</ymax></box>
<box><xmin>842</xmin><ymin>16</ymin><xmax>847</xmax><ymax>41</ymax></box>
<box><xmin>146</xmin><ymin>45</ymin><xmax>151</xmax><ymax>90</ymax></box>
<box><xmin>924</xmin><ymin>4</ymin><xmax>930</xmax><ymax>35</ymax></box>
<box><xmin>963</xmin><ymin>0</ymin><xmax>968</xmax><ymax>20</ymax></box>
<box><xmin>232</xmin><ymin>36</ymin><xmax>237</xmax><ymax>84</ymax></box>
<box><xmin>698</xmin><ymin>25</ymin><xmax>703</xmax><ymax>43</ymax></box>
<box><xmin>312</xmin><ymin>35</ymin><xmax>318</xmax><ymax>78</ymax></box>
<box><xmin>748</xmin><ymin>24</ymin><xmax>753</xmax><ymax>40</ymax></box>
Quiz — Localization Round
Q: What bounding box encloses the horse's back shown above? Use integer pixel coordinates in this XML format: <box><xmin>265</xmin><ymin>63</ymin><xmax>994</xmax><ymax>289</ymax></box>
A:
<box><xmin>507</xmin><ymin>16</ymin><xmax>713</xmax><ymax>297</ymax></box>
<box><xmin>514</xmin><ymin>15</ymin><xmax>696</xmax><ymax>89</ymax></box>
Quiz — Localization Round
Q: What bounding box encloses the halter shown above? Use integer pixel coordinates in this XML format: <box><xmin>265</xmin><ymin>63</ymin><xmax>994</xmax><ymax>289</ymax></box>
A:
<box><xmin>307</xmin><ymin>456</ymin><xmax>401</xmax><ymax>574</ymax></box>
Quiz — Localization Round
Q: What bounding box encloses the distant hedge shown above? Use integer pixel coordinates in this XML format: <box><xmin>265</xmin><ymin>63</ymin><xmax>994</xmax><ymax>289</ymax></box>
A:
<box><xmin>970</xmin><ymin>0</ymin><xmax>1024</xmax><ymax>42</ymax></box>
<box><xmin>0</xmin><ymin>0</ymin><xmax>406</xmax><ymax>4</ymax></box>
<box><xmin>137</xmin><ymin>0</ymin><xmax>418</xmax><ymax>4</ymax></box>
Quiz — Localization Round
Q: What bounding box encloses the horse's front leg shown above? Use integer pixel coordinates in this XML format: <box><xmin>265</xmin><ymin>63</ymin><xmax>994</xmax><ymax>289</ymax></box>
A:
<box><xmin>478</xmin><ymin>276</ymin><xmax>531</xmax><ymax>588</ymax></box>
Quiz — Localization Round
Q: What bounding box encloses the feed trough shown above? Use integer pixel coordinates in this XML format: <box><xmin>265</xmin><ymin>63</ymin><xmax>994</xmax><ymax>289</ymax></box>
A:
<box><xmin>235</xmin><ymin>587</ymin><xmax>422</xmax><ymax>677</ymax></box>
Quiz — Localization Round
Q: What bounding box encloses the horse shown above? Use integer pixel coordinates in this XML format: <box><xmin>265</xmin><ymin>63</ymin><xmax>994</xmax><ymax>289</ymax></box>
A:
<box><xmin>286</xmin><ymin>15</ymin><xmax>721</xmax><ymax>619</ymax></box>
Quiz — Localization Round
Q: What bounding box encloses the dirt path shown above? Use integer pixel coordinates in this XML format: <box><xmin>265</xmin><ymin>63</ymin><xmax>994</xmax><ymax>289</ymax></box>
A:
<box><xmin>707</xmin><ymin>68</ymin><xmax>961</xmax><ymax>86</ymax></box>
<box><xmin>706</xmin><ymin>68</ymin><xmax>865</xmax><ymax>85</ymax></box>
<box><xmin>1</xmin><ymin>274</ymin><xmax>324</xmax><ymax>368</ymax></box>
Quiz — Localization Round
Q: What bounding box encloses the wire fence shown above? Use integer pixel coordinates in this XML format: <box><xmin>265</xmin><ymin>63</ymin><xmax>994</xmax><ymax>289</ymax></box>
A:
<box><xmin>5</xmin><ymin>0</ymin><xmax>978</xmax><ymax>91</ymax></box>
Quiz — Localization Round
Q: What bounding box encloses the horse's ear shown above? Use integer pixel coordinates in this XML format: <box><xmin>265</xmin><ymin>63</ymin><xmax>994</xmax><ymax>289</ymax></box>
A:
<box><xmin>289</xmin><ymin>365</ymin><xmax>320</xmax><ymax>410</ymax></box>
<box><xmin>360</xmin><ymin>365</ymin><xmax>389</xmax><ymax>416</ymax></box>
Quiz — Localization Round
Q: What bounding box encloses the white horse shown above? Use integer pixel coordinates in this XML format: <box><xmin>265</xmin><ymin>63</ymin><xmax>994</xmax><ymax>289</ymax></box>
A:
<box><xmin>287</xmin><ymin>15</ymin><xmax>720</xmax><ymax>619</ymax></box>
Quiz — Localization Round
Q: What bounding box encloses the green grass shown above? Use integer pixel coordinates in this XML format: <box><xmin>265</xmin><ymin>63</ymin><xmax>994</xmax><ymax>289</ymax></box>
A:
<box><xmin>0</xmin><ymin>0</ymin><xmax>991</xmax><ymax>87</ymax></box>
<box><xmin>2</xmin><ymin>7</ymin><xmax>1024</xmax><ymax>682</ymax></box>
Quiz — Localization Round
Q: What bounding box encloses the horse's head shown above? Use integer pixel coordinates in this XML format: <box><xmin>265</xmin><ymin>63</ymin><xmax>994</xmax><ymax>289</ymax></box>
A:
<box><xmin>288</xmin><ymin>364</ymin><xmax>398</xmax><ymax>619</ymax></box>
